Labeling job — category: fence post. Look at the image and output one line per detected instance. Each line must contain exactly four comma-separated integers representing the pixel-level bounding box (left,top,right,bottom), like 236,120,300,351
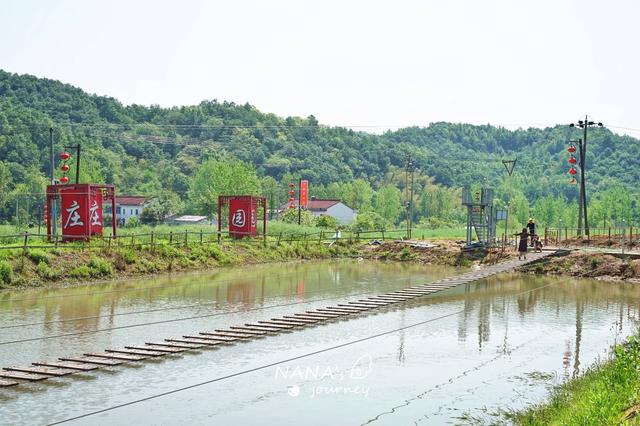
184,230,188,247
169,231,173,245
150,231,155,252
381,230,385,241
108,237,112,252
200,230,203,244
277,232,282,246
544,227,548,246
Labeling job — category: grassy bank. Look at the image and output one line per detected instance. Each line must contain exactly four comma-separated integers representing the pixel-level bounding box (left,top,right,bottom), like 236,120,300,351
0,240,360,290
513,333,640,425
520,251,640,282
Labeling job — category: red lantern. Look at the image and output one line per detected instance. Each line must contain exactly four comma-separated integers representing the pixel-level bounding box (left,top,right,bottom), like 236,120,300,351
59,176,69,184
60,152,71,160
568,167,577,175
567,145,576,153
568,156,577,164
60,164,70,172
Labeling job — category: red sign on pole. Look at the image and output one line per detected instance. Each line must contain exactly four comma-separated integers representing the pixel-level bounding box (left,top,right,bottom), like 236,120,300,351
300,180,309,208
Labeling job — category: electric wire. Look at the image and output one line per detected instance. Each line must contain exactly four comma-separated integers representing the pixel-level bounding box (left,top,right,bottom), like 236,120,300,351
0,275,448,346
46,279,558,425
0,274,424,330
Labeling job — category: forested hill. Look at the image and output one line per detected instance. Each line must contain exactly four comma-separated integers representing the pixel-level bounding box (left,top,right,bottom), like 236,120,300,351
1,69,639,224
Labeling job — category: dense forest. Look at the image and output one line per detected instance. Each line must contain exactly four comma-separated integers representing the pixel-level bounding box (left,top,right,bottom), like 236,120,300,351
1,69,639,229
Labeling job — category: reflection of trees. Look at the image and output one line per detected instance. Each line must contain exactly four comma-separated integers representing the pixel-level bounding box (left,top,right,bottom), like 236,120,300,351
446,274,640,354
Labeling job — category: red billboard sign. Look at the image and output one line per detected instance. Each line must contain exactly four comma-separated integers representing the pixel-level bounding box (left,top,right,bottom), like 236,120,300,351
300,180,309,208
229,196,258,238
59,184,104,241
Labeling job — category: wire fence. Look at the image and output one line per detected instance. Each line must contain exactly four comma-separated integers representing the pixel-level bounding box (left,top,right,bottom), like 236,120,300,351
0,228,414,253
543,226,640,247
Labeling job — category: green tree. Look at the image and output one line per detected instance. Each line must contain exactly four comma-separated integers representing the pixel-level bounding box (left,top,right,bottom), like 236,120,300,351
374,184,402,224
188,157,260,216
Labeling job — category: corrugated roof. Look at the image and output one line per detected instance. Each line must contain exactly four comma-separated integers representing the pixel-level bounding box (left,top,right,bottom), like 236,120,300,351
116,196,146,206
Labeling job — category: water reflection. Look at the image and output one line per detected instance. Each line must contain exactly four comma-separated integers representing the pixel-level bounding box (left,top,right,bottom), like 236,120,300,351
2,263,640,424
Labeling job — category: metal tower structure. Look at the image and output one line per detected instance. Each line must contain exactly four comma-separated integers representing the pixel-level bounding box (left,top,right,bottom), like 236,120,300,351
462,187,497,248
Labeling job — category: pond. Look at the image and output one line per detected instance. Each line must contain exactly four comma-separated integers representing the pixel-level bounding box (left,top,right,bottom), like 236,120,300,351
0,260,638,425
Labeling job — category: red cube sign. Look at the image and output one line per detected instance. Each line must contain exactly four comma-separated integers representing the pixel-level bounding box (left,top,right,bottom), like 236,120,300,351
60,184,104,241
229,196,258,238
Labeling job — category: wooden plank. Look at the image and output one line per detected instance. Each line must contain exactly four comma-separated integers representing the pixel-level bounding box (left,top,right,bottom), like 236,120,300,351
33,361,99,372
306,310,348,317
301,311,342,318
198,332,251,340
381,293,414,299
4,366,76,377
317,308,358,315
327,304,368,311
106,348,166,357
258,320,303,328
340,303,381,309
83,352,148,361
366,297,400,303
197,333,241,342
164,338,216,347
276,316,318,324
216,328,267,336
244,322,292,330
126,345,184,354
208,330,258,338
158,340,204,349
230,326,278,333
0,371,49,381
183,335,228,344
60,356,123,366
288,314,329,321
261,319,308,327
354,300,390,305
0,379,19,387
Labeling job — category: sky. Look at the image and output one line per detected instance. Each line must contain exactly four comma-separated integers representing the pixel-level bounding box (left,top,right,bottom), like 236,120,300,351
2,0,640,134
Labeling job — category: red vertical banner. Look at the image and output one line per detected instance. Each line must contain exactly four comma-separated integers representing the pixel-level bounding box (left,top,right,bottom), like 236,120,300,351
300,180,309,208
89,189,103,235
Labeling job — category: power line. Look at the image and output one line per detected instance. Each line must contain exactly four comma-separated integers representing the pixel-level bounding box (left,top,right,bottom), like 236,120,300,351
47,279,557,425
0,280,434,346
0,275,417,330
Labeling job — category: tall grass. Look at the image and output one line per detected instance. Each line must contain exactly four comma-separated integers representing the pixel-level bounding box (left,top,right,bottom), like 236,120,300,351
512,334,640,425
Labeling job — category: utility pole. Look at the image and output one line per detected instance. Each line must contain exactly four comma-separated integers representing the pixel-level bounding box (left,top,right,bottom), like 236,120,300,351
569,116,603,240
297,178,301,225
49,127,57,239
64,144,81,184
404,155,413,239
502,159,517,248
409,165,416,239
49,127,54,183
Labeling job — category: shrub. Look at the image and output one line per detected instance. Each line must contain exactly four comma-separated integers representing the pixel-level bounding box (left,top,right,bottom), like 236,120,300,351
69,265,92,278
27,249,52,265
316,215,339,229
351,212,388,231
88,256,113,277
0,261,13,285
36,261,60,280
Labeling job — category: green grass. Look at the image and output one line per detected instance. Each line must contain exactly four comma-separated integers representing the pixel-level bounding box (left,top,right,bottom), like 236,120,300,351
0,222,468,250
512,333,640,425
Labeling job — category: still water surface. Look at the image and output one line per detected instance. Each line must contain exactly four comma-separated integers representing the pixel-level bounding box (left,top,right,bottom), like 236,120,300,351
0,260,639,425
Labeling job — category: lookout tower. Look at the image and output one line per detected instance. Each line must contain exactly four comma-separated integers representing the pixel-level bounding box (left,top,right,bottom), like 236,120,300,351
462,187,497,248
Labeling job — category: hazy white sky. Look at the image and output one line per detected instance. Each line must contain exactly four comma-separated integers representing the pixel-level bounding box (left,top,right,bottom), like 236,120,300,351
2,0,639,133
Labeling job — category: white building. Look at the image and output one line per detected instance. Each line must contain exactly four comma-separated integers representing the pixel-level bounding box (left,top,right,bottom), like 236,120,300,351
115,196,146,225
281,198,357,225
